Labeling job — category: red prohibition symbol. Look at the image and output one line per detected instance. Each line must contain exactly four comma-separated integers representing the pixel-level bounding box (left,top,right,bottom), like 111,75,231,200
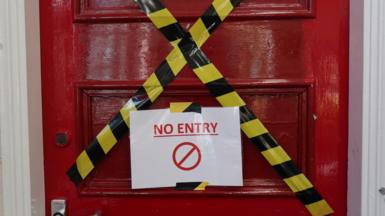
172,142,201,171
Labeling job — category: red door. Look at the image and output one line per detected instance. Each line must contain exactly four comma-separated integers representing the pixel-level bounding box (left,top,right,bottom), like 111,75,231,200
40,0,348,215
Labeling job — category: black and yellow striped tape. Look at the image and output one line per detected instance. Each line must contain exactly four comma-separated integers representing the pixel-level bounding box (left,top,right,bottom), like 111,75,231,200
172,103,206,191
172,102,206,191
138,1,333,215
137,0,241,49
176,182,209,191
66,0,238,185
170,102,202,113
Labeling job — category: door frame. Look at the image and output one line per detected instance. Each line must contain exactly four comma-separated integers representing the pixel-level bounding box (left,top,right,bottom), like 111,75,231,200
0,0,45,215
348,0,385,215
0,0,382,215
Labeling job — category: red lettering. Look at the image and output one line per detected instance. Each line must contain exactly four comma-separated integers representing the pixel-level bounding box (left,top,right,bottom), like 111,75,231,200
177,123,184,134
203,123,210,133
194,123,201,133
185,123,193,134
164,124,173,134
210,122,218,133
154,122,218,137
154,124,163,135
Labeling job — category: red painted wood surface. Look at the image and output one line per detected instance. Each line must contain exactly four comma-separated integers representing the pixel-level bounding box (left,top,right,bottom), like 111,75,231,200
40,0,348,215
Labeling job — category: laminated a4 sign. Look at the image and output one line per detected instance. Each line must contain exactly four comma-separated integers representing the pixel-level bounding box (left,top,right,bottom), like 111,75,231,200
130,107,243,189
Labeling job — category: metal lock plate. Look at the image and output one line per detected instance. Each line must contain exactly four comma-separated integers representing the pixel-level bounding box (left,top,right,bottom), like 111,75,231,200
51,199,66,216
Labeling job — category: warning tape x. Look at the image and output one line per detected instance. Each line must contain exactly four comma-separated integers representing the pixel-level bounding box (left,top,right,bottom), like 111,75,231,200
67,0,333,215
67,0,241,186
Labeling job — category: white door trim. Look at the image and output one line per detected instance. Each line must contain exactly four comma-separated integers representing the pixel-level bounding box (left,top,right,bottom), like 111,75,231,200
348,0,385,215
0,0,45,215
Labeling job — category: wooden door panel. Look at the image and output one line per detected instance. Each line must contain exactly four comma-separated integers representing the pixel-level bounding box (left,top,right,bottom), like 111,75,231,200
41,0,348,215
75,82,312,196
74,0,313,22
75,21,308,81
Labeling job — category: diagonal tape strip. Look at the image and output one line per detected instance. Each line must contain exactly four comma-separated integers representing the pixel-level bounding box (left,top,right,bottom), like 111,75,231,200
177,36,334,216
139,1,333,215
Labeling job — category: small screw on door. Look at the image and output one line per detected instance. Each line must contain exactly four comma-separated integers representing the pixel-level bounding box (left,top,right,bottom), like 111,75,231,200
55,132,69,147
379,187,385,195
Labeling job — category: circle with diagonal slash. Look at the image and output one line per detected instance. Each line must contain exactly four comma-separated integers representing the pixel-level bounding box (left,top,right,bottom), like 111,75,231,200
172,142,201,171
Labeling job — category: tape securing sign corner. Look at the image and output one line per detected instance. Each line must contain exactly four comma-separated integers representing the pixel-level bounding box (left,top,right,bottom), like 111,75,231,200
176,182,209,191
67,0,334,215
170,102,202,113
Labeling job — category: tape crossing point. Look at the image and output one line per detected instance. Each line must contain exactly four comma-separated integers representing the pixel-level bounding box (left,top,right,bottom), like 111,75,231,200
66,0,334,215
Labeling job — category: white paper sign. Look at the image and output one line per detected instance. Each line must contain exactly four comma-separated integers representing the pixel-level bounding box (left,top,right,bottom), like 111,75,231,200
130,107,243,189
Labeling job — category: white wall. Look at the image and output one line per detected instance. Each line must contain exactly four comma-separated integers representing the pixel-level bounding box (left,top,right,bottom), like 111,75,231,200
0,0,45,215
0,1,6,213
25,0,46,214
348,0,363,214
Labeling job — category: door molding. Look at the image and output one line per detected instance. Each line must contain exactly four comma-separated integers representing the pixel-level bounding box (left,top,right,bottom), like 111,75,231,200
0,0,382,215
349,0,385,215
0,0,45,215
